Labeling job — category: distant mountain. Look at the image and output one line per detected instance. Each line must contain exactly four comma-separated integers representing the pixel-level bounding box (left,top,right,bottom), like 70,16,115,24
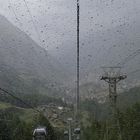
0,15,68,97
81,86,140,120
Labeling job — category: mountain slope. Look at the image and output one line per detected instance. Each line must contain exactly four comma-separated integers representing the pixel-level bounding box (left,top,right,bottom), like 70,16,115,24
0,15,67,96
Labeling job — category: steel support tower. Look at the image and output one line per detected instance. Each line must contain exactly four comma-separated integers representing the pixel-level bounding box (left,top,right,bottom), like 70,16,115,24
101,67,127,140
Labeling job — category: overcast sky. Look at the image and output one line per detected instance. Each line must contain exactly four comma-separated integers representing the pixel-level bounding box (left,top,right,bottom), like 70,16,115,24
0,0,139,53
0,0,140,84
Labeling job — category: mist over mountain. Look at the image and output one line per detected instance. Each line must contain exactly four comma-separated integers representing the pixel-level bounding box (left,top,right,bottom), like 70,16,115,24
63,16,140,100
0,7,140,101
0,0,140,96
0,15,69,96
61,19,140,79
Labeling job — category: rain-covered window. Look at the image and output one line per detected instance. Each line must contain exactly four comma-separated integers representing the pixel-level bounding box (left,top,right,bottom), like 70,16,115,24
0,0,140,139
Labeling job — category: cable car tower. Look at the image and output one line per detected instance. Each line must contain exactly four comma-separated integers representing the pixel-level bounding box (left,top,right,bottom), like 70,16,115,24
101,66,127,140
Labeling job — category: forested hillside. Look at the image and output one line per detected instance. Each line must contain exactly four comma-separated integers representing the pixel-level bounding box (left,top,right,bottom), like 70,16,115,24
81,86,140,120
0,105,57,140
81,86,140,140
82,103,140,140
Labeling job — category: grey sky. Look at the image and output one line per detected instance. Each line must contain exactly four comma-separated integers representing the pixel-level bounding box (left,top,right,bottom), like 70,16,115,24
0,0,139,53
0,0,140,80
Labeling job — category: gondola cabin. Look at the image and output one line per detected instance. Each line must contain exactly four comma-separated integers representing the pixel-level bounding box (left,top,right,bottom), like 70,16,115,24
33,127,47,140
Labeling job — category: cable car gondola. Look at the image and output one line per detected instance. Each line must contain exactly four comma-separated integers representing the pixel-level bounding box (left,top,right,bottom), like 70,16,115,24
33,127,47,140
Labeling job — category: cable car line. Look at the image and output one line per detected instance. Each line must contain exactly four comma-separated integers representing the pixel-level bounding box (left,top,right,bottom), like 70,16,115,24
117,49,140,66
0,87,41,113
8,0,22,26
22,0,44,47
8,0,45,48
127,68,140,75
